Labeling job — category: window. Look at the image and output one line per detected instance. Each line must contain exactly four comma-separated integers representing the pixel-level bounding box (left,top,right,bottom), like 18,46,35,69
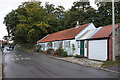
54,42,58,48
64,41,70,48
77,41,80,48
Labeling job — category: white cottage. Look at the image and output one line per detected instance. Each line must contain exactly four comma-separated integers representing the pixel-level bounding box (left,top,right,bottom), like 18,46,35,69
37,23,96,56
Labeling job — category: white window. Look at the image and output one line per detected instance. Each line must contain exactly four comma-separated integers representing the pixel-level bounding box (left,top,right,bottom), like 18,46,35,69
54,42,58,48
64,41,70,48
77,41,80,48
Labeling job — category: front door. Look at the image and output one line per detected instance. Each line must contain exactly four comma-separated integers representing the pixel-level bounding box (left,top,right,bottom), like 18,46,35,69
80,40,84,56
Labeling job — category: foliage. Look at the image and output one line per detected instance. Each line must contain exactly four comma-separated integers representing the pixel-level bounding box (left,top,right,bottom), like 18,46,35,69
60,51,68,57
72,44,76,51
58,41,63,49
64,1,120,28
64,0,95,28
47,42,52,48
44,48,54,54
35,45,42,52
68,55,74,57
54,48,68,57
4,1,66,48
3,0,120,48
1,43,8,48
102,60,120,67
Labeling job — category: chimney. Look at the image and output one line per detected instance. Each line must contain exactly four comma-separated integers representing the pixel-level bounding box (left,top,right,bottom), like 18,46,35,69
75,21,79,28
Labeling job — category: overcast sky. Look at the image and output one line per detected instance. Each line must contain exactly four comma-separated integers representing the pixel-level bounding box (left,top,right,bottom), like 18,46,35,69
0,0,97,40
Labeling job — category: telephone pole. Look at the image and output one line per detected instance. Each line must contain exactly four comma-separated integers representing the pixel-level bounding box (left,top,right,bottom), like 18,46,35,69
112,0,115,61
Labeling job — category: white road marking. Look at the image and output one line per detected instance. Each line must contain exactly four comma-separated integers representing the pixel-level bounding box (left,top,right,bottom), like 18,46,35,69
12,58,14,61
21,58,24,60
16,58,19,60
25,58,30,60
18,55,21,56
15,55,18,57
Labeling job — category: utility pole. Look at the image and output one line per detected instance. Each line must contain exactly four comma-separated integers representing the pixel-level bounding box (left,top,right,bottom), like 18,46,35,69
112,0,115,61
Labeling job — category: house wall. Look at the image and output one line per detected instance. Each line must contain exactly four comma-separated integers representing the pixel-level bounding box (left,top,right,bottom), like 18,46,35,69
84,40,87,57
115,26,120,56
75,23,96,39
108,36,112,60
37,23,96,56
52,39,80,56
38,39,81,56
63,39,80,55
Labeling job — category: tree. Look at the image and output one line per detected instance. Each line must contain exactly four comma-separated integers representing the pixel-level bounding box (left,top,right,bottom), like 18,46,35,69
71,0,90,12
4,10,19,36
93,1,120,27
64,0,95,28
45,2,66,31
45,2,55,15
4,1,54,48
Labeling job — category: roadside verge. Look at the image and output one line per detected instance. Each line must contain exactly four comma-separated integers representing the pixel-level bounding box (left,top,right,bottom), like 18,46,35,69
49,55,120,74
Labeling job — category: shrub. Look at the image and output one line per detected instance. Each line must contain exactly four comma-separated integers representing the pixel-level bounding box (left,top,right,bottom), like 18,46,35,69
60,51,68,57
75,54,84,58
45,48,54,54
68,55,74,57
54,48,68,57
116,56,120,60
35,45,42,52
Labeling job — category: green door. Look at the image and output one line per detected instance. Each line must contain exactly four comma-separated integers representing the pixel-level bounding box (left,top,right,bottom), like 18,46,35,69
80,41,84,56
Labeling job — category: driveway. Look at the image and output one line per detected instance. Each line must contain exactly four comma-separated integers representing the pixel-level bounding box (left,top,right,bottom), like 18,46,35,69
3,49,118,78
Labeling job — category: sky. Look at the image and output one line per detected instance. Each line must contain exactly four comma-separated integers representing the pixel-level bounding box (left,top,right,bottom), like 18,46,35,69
0,0,97,40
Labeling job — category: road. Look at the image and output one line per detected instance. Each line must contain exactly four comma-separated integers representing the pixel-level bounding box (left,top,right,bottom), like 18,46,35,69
3,48,118,78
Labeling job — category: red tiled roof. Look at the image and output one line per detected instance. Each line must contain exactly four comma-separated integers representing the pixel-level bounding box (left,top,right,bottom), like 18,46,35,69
0,40,8,44
90,23,120,39
38,23,89,43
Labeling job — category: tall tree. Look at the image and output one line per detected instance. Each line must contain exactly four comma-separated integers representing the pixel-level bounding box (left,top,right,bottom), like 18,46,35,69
4,1,53,47
94,1,120,27
4,10,19,36
45,2,65,31
64,0,95,28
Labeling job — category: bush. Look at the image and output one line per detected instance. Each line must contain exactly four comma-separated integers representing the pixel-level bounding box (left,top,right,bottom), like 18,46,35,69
60,51,68,57
45,48,54,54
116,56,120,60
74,54,84,58
68,55,74,57
35,45,42,52
54,48,68,57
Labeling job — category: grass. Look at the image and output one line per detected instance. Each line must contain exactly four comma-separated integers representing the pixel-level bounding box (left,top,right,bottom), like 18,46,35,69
102,60,120,67
17,46,35,53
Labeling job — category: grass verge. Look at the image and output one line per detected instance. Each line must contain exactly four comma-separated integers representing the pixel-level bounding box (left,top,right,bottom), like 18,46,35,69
102,60,120,67
17,46,35,53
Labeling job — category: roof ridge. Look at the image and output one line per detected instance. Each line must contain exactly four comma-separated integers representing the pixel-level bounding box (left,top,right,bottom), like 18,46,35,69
48,23,90,35
38,23,90,43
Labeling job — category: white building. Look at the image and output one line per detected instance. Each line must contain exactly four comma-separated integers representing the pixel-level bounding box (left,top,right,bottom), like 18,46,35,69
37,23,96,56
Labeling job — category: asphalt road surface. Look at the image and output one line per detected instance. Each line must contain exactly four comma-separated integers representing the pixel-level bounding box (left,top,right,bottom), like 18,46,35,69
3,48,118,78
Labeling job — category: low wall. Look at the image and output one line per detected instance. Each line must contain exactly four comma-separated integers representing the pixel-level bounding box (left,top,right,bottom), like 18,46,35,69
0,51,2,79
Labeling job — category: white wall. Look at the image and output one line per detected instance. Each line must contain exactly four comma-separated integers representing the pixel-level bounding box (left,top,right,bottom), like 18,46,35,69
75,23,96,39
37,23,96,56
45,39,80,56
88,39,108,61
84,40,87,57
62,39,79,55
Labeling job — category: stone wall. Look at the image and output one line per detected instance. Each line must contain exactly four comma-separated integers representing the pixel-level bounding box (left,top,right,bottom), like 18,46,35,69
115,26,120,56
